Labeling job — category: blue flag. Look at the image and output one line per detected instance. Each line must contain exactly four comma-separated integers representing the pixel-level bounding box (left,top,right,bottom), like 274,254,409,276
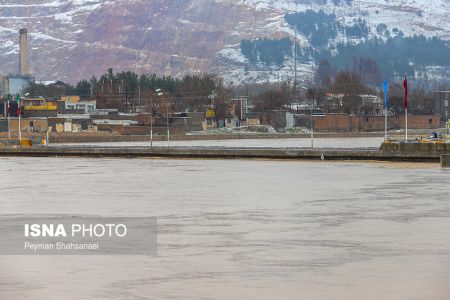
383,78,388,108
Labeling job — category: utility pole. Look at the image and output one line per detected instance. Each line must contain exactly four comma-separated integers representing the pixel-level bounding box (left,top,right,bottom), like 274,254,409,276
154,88,163,148
166,104,170,147
7,94,10,139
110,79,113,110
17,94,21,143
311,98,314,149
138,84,141,112
150,96,153,150
293,1,298,109
294,26,298,99
124,80,128,113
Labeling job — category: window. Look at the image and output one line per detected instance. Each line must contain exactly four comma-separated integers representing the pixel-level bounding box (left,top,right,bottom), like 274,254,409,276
445,100,448,107
429,119,433,124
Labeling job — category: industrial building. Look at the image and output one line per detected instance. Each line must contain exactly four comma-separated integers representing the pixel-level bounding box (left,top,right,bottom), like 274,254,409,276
434,91,450,125
6,74,34,96
0,28,34,97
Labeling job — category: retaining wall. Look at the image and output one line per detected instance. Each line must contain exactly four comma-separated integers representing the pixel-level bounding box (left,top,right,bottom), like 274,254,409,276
441,155,450,168
382,142,450,156
0,145,441,162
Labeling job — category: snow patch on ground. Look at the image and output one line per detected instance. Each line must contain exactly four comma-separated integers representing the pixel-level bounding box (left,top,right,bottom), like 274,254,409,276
213,0,450,85
214,47,315,86
240,0,450,40
217,48,248,64
32,32,77,44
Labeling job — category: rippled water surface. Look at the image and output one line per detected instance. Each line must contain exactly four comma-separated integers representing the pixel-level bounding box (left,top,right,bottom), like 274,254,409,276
0,157,449,300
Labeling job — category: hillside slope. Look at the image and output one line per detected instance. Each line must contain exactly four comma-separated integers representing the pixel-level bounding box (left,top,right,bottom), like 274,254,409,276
0,0,449,84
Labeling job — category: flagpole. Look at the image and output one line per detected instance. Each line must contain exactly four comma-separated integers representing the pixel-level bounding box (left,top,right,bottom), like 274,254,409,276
311,105,314,149
17,94,22,143
385,107,387,141
7,96,10,140
19,109,22,143
7,114,10,139
19,106,22,142
403,75,408,142
405,108,408,142
383,78,388,141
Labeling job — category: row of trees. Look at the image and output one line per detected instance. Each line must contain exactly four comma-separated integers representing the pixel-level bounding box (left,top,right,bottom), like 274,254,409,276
317,58,383,87
24,69,235,123
25,69,225,109
240,32,450,80
23,65,444,118
240,38,293,66
241,9,450,83
251,69,439,116
285,10,369,47
318,35,450,78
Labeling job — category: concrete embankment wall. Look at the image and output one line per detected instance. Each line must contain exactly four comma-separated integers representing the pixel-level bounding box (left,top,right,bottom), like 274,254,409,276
442,155,450,168
0,141,447,162
382,142,450,165
0,145,443,162
0,146,383,160
382,142,450,156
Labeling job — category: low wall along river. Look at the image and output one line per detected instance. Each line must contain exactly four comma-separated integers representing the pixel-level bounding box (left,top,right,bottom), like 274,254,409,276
0,139,449,163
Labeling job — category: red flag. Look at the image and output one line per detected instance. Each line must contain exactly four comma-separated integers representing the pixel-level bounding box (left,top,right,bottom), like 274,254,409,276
403,75,408,110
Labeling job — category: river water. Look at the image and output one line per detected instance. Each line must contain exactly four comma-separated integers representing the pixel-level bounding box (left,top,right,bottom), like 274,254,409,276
1,157,449,300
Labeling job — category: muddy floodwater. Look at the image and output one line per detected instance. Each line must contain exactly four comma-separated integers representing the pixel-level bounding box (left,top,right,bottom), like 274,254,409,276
1,157,450,300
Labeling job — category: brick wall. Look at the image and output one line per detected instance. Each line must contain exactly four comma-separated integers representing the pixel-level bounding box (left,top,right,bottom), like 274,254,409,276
312,114,361,131
8,118,49,132
303,114,440,131
360,115,440,130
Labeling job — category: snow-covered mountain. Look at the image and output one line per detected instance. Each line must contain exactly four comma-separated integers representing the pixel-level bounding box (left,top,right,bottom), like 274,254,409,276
0,0,449,84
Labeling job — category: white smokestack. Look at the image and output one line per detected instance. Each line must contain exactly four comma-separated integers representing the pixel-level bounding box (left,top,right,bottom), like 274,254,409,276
19,28,28,75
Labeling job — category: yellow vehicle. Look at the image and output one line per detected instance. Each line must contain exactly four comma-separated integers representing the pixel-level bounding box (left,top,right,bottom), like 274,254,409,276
447,120,450,139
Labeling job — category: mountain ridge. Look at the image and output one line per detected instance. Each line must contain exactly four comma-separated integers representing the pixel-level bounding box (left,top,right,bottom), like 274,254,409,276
0,0,449,85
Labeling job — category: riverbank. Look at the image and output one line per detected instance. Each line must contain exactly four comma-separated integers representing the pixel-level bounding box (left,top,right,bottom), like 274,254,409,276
0,143,447,162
